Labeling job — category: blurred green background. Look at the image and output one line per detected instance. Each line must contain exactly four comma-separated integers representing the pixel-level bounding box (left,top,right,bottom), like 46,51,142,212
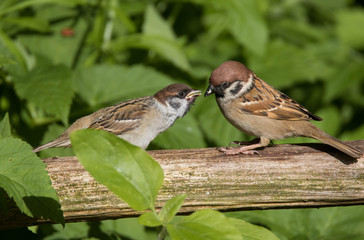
1,0,364,239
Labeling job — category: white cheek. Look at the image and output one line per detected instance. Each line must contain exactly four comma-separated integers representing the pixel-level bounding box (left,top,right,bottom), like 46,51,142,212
240,73,254,94
157,99,188,119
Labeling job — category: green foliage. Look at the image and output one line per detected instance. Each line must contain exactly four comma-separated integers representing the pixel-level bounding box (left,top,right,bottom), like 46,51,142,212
153,114,206,149
0,113,11,138
12,60,74,125
73,64,174,107
1,0,364,239
139,194,186,227
336,8,364,49
220,0,268,56
138,211,163,228
324,58,364,102
227,206,364,240
70,129,164,211
228,217,280,240
70,129,277,239
195,97,247,146
167,209,242,240
141,4,191,71
0,135,63,224
98,218,158,240
158,194,186,225
1,0,363,147
37,218,157,239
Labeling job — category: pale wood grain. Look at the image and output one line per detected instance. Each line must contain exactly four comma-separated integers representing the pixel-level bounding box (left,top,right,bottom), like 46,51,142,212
2,140,364,229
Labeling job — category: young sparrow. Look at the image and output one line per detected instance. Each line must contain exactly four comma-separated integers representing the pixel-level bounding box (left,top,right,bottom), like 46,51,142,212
33,83,201,152
204,61,363,159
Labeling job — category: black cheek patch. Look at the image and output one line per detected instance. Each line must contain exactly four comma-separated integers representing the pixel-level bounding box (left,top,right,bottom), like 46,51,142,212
169,101,181,110
229,82,243,95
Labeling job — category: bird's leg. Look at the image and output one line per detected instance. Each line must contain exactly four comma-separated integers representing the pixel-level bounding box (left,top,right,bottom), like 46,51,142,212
228,138,260,147
218,137,270,155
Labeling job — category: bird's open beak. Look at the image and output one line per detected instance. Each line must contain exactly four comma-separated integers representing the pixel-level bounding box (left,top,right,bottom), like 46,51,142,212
204,84,214,97
186,89,202,102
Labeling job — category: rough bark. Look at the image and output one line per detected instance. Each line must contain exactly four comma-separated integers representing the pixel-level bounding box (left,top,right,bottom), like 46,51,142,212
2,140,364,229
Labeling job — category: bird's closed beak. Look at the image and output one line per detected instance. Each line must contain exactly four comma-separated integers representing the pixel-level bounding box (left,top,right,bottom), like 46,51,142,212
186,89,202,101
204,84,214,97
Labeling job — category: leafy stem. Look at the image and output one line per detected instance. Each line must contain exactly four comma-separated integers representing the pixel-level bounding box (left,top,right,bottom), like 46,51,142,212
158,226,167,240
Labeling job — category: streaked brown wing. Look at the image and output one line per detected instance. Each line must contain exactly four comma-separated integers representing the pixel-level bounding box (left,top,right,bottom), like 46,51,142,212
89,97,154,135
239,76,322,121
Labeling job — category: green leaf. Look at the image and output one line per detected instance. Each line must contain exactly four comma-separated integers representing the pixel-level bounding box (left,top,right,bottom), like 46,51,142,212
167,209,242,240
114,5,137,33
139,4,191,71
0,29,27,69
227,206,364,240
274,136,318,145
70,129,164,211
0,53,17,68
324,59,364,102
0,113,11,138
0,0,83,17
42,218,159,240
273,19,325,45
100,218,158,240
0,137,64,224
143,5,176,41
312,106,341,136
73,64,174,107
249,40,326,89
139,211,162,227
18,12,86,67
4,17,50,32
110,34,191,72
228,217,280,240
159,194,186,225
196,97,246,146
308,0,349,14
342,124,364,141
98,218,157,240
138,194,186,227
222,0,268,56
13,62,74,124
39,221,90,240
153,114,206,149
336,9,364,49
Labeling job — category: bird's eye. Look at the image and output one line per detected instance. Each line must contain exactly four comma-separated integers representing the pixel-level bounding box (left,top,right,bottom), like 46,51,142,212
178,91,186,98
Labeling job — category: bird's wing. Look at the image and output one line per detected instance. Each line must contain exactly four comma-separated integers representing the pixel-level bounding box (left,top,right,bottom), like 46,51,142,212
238,76,322,121
89,97,154,135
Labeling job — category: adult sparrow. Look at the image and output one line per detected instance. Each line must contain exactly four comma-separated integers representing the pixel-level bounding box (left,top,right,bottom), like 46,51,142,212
33,83,201,152
204,60,363,159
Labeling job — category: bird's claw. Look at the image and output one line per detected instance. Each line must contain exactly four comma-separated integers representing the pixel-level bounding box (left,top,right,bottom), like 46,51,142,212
217,147,259,156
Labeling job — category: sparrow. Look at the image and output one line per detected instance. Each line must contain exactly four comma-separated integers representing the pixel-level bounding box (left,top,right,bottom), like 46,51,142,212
33,83,201,152
204,60,363,159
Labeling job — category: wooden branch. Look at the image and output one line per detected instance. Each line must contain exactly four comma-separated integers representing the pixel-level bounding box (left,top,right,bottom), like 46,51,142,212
2,140,364,229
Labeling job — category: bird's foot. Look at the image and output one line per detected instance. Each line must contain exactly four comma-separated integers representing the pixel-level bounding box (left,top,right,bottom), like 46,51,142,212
217,146,259,155
218,138,268,156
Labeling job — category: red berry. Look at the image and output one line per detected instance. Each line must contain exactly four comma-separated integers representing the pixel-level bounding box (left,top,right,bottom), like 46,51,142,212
61,28,74,37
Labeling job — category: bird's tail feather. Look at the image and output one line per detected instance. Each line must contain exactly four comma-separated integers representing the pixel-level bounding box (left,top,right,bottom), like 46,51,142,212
309,126,363,159
32,138,70,153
